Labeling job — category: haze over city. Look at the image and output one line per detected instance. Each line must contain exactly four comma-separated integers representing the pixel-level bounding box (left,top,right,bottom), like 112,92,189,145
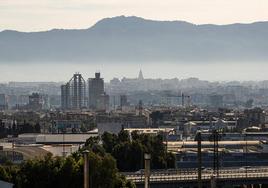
2,1,268,188
0,62,268,82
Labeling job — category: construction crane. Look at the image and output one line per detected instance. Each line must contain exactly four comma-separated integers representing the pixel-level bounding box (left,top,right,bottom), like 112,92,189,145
162,92,191,106
178,93,191,106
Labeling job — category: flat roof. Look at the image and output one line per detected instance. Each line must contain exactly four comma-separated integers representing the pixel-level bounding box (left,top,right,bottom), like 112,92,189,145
167,140,260,146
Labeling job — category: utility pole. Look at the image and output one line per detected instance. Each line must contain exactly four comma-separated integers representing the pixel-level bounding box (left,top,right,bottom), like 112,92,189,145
197,131,202,188
213,129,219,177
144,153,151,188
245,133,248,178
62,125,66,157
83,150,90,188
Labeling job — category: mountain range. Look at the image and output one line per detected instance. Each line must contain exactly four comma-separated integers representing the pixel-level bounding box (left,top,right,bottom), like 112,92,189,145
1,16,268,62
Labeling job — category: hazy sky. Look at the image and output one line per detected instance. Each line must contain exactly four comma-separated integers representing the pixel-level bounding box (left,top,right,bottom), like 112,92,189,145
1,0,268,31
0,62,268,82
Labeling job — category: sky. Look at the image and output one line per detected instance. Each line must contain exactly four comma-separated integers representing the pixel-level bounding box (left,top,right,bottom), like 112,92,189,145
1,0,268,31
1,62,268,82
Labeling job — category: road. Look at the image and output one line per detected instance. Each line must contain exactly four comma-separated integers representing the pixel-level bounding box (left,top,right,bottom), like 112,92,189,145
124,166,268,183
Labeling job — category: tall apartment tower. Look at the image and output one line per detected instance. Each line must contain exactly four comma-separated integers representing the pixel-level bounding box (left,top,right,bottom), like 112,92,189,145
61,73,86,110
70,73,86,109
88,72,105,109
61,83,70,109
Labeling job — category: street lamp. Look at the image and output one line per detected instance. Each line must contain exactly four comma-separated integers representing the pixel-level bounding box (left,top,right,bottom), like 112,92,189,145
83,150,90,188
197,131,202,188
245,133,248,178
144,153,151,188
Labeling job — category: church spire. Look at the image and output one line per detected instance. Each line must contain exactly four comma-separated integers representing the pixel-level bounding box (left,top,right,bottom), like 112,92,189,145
138,69,144,80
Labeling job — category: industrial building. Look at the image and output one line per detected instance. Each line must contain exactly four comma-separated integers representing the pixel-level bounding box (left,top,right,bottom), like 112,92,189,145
17,133,97,144
167,140,268,169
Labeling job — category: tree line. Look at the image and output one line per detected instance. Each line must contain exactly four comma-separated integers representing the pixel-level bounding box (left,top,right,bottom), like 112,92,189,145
0,151,135,188
0,130,175,187
86,130,175,172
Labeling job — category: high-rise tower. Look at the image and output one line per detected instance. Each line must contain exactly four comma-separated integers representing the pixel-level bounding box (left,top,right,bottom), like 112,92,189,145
88,72,105,109
61,73,86,110
61,83,70,109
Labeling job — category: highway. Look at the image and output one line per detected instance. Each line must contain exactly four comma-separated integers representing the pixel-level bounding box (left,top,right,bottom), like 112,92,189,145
124,167,268,183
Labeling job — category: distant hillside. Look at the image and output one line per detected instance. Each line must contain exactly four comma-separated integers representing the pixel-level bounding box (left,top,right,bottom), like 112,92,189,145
0,16,268,62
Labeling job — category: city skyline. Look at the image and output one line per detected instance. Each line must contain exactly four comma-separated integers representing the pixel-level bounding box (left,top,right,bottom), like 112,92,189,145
0,62,268,82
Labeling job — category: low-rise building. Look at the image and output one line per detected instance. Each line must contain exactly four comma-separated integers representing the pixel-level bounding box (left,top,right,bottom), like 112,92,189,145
97,113,148,135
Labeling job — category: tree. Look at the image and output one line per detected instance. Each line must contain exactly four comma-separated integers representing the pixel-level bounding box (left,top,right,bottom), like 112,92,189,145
118,130,130,143
0,151,135,188
102,131,175,171
35,122,41,133
0,166,10,182
102,132,118,153
80,124,87,133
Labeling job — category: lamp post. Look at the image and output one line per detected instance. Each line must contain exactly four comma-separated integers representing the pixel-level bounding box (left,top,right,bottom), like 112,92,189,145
83,150,90,188
144,153,151,188
245,133,248,178
197,131,202,188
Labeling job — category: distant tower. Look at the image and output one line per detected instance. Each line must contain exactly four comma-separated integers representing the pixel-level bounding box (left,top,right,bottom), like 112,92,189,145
61,84,70,109
120,95,128,108
61,73,86,110
88,72,105,109
138,69,144,80
70,73,86,109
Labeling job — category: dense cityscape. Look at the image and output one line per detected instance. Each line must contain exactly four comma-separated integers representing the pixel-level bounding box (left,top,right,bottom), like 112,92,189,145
0,71,268,187
1,0,267,187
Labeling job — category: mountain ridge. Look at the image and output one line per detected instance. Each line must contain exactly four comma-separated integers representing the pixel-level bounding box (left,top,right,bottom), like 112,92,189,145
1,16,268,62
2,16,268,34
